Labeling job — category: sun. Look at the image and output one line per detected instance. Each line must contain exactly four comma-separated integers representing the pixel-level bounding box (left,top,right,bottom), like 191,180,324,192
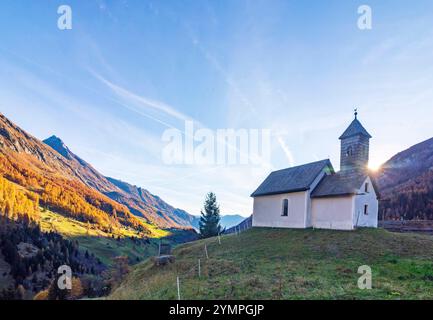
368,162,382,172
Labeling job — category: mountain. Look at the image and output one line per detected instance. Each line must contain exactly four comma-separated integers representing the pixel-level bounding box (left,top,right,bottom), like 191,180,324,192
109,228,433,299
187,214,245,231
219,214,245,229
105,177,199,228
43,136,198,229
0,111,166,296
42,136,115,193
376,137,433,220
0,112,201,298
0,113,146,231
224,215,252,234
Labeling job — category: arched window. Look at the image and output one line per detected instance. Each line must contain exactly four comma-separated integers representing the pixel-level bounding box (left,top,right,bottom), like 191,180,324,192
282,199,289,217
346,146,353,157
364,182,369,193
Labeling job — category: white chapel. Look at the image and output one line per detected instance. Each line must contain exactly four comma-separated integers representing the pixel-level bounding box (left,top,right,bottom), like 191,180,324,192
251,112,379,230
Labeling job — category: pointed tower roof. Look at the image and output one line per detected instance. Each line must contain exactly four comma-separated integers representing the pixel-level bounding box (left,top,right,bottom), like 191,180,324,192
339,110,372,140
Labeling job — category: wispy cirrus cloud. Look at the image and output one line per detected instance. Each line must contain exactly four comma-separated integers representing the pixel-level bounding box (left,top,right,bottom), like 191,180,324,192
90,69,274,170
91,70,195,125
276,136,295,167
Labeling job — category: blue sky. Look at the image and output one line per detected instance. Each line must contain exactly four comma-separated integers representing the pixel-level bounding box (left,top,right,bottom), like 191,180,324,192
1,0,433,216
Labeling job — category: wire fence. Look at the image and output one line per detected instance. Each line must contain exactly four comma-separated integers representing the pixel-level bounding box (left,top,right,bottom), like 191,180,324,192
172,232,234,300
152,226,254,300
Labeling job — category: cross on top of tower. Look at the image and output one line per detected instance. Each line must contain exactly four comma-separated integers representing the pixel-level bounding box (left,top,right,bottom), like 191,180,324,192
354,108,358,119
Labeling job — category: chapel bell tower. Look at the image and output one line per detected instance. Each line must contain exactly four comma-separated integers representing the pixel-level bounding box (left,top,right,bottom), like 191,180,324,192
339,109,372,173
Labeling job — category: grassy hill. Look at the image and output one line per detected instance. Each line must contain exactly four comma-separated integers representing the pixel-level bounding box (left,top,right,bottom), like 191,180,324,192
39,209,170,266
109,228,433,300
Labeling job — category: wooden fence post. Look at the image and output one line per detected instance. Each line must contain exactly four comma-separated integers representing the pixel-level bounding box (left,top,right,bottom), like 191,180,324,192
204,244,209,259
198,259,201,277
177,276,181,300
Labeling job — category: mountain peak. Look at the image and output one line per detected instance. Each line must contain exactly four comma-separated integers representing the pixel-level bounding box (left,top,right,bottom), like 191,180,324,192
44,135,64,144
43,135,71,159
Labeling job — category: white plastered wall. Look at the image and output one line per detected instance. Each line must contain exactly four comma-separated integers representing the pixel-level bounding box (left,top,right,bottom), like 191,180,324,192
311,196,355,230
353,176,379,228
305,170,329,227
252,191,308,228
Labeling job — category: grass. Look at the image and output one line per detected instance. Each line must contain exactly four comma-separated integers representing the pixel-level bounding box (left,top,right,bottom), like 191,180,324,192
109,228,433,300
39,209,170,266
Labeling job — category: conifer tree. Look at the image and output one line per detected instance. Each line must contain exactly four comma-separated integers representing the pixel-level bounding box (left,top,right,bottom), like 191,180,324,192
199,192,222,238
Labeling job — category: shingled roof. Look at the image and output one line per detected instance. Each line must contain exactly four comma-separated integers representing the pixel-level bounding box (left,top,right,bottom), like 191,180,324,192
251,159,334,197
310,172,368,198
339,118,372,140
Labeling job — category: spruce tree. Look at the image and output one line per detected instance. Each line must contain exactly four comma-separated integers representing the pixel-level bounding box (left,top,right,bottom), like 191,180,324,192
199,192,222,238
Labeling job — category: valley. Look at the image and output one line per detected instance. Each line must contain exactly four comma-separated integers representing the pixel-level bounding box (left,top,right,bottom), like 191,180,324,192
1,109,433,300
39,209,169,266
0,113,198,299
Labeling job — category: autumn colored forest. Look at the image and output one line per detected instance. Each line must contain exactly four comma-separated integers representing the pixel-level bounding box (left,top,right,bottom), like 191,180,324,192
0,153,149,234
0,112,201,300
0,152,152,299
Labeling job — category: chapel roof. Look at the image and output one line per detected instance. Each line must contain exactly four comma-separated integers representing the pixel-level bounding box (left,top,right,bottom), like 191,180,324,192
310,171,369,198
251,159,334,197
339,117,372,140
